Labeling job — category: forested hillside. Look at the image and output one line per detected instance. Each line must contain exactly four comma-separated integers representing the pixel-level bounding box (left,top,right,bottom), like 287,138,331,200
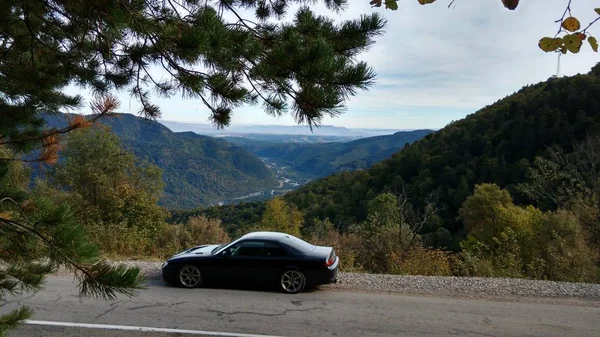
225,129,433,176
284,64,600,249
169,201,267,237
43,113,278,209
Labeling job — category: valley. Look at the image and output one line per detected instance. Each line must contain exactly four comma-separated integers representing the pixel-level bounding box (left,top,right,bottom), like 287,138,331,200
37,113,429,210
217,157,313,205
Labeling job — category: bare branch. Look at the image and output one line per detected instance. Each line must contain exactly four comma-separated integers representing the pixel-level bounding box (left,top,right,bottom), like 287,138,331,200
394,184,444,250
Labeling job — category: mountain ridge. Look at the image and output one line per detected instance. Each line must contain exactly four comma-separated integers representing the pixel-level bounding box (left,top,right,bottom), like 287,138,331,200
159,120,413,138
42,113,279,209
224,129,434,177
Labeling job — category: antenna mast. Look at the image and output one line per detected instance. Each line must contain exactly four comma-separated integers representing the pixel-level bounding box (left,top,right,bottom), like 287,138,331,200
555,52,561,77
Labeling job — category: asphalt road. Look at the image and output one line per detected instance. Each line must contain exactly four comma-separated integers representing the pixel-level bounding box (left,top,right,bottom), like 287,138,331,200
3,275,599,337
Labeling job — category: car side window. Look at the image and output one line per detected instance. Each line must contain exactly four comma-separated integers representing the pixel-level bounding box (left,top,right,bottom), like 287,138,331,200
280,242,302,256
226,241,264,257
263,242,288,257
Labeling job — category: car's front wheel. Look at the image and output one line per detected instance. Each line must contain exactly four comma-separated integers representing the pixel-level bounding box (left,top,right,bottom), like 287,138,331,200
179,265,203,288
279,269,306,294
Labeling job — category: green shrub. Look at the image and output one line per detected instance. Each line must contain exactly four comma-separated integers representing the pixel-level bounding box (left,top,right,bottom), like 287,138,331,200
87,216,230,259
390,245,454,276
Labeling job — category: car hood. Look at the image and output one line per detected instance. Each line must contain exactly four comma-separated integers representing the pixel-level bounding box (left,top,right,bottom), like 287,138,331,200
167,244,222,260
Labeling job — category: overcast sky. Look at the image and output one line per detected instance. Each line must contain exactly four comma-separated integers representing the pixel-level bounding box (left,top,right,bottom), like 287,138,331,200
65,0,600,129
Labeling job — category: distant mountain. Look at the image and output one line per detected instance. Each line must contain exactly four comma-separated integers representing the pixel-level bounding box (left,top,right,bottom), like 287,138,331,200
224,130,434,177
218,133,362,143
43,113,278,209
159,120,408,138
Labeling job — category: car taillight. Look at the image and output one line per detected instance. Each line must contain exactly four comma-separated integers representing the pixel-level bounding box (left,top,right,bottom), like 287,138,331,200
324,249,336,267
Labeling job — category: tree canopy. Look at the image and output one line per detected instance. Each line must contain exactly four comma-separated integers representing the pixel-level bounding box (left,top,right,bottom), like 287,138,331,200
1,0,386,139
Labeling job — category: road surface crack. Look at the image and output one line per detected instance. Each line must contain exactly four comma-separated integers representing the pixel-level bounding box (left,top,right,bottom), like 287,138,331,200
128,303,165,311
168,301,186,307
33,305,50,312
448,329,496,337
207,307,328,317
95,302,120,320
16,294,35,306
53,293,62,303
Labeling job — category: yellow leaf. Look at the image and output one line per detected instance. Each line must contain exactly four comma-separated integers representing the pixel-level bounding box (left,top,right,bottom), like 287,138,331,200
386,0,398,10
563,34,583,53
589,36,598,52
418,0,436,4
595,8,600,16
562,17,581,32
538,37,563,52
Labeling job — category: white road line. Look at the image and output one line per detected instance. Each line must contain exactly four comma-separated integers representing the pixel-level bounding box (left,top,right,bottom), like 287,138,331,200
23,320,286,337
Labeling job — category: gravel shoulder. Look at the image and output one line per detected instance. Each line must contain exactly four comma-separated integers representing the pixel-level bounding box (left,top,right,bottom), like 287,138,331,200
55,259,600,305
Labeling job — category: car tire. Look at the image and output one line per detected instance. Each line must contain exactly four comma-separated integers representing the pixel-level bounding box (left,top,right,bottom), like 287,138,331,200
279,269,306,294
178,265,203,288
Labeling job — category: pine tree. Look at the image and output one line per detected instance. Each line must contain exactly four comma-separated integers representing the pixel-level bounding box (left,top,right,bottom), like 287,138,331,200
0,99,144,336
1,0,385,131
0,1,385,333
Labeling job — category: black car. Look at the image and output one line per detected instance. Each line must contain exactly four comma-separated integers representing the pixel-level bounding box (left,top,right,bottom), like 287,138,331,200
161,231,339,294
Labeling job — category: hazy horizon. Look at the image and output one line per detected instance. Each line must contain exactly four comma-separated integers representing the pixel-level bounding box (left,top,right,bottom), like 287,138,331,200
158,119,435,137
158,118,432,131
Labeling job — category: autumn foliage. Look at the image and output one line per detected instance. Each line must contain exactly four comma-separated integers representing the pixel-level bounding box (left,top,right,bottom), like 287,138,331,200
375,0,600,54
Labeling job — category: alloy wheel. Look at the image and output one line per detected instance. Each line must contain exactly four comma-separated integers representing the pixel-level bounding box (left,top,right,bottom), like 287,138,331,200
179,265,202,288
280,270,305,294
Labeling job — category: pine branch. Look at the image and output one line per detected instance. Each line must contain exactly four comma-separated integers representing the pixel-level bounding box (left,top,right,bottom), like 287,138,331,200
0,307,32,337
222,2,260,34
78,261,146,300
0,216,145,300
0,95,118,157
0,263,53,297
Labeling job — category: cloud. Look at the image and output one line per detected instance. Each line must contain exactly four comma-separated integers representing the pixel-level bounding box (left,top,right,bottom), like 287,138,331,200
330,0,600,128
64,0,600,129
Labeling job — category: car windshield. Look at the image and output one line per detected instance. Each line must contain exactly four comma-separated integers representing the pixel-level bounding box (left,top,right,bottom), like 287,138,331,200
210,244,225,255
210,235,242,255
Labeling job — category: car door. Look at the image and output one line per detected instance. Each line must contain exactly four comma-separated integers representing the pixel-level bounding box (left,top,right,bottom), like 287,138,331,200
255,241,291,283
220,240,264,282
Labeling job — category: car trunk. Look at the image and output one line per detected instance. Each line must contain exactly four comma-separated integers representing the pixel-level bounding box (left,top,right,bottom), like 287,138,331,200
308,245,336,265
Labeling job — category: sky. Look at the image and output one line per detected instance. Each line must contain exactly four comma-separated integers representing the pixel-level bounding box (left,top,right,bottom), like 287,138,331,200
64,0,600,130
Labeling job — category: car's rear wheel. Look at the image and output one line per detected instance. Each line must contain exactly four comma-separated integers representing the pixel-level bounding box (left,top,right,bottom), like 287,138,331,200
179,265,203,288
279,269,306,294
